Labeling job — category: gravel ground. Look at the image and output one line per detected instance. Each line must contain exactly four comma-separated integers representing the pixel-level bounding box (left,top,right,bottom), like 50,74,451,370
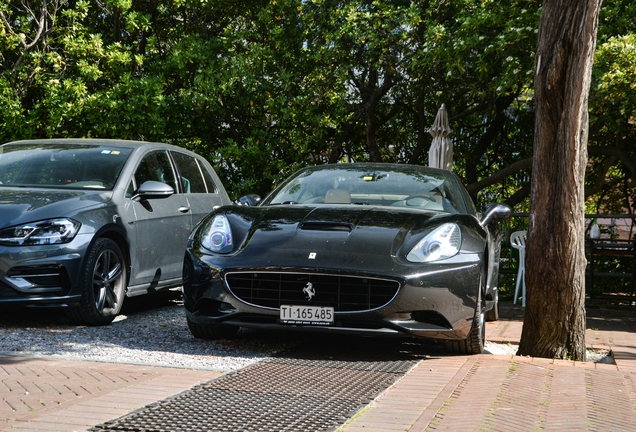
0,293,301,372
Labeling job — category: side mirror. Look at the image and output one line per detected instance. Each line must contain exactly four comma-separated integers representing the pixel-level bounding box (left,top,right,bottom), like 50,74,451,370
480,203,511,227
236,194,261,206
133,180,174,201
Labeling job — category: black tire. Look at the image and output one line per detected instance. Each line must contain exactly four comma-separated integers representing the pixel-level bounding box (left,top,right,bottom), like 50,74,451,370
67,238,126,326
187,317,239,339
485,287,499,322
446,276,485,355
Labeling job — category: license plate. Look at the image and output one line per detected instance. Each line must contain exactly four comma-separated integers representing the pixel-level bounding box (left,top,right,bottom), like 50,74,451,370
279,305,334,325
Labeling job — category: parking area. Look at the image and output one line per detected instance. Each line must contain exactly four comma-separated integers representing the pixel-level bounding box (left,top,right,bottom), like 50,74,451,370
2,301,636,431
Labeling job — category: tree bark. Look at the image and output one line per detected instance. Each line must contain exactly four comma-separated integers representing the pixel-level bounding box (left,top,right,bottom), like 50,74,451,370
517,0,602,360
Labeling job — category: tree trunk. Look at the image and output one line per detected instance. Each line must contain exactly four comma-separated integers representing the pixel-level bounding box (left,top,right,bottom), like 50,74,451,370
365,107,382,162
517,0,602,361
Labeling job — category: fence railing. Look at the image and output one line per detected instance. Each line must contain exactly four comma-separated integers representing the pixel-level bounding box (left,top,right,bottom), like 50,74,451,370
500,213,636,242
498,213,636,299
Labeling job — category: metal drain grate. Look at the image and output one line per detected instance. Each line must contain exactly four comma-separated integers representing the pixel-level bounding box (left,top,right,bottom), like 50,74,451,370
90,337,436,432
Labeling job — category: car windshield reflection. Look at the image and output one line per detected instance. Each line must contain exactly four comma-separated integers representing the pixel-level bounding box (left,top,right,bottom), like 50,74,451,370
264,165,466,213
0,144,133,190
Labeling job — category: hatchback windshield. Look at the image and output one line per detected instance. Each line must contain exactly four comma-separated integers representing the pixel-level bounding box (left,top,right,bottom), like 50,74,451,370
0,144,133,190
264,165,468,214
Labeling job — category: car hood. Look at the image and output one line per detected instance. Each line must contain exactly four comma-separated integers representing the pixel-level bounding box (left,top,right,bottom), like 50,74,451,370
206,205,484,271
0,188,112,229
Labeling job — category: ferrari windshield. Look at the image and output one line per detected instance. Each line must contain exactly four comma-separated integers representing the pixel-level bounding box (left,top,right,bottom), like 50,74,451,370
0,143,133,190
264,164,469,214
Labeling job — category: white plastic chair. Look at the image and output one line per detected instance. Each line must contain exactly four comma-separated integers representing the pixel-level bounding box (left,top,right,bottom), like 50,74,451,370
510,231,527,307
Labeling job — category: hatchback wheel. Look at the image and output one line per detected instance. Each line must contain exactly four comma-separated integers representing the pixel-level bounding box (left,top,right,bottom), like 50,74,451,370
68,238,126,326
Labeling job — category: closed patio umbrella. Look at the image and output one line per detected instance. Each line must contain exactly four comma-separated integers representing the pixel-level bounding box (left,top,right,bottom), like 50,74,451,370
428,104,453,170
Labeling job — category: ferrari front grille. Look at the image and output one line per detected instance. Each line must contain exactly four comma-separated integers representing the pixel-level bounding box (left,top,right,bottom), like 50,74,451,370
225,272,400,312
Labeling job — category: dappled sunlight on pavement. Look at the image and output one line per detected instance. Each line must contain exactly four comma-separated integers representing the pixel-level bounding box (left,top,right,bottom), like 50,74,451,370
343,301,636,431
4,301,636,431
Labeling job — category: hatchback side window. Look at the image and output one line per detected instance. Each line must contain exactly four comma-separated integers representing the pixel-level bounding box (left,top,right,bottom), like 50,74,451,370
170,152,207,193
198,160,219,193
132,150,178,192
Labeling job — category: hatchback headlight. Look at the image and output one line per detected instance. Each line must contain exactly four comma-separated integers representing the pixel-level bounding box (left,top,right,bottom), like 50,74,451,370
201,214,233,253
407,223,461,263
0,218,81,246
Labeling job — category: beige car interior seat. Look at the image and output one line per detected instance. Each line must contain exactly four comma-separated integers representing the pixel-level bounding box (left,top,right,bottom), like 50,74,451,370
325,188,351,204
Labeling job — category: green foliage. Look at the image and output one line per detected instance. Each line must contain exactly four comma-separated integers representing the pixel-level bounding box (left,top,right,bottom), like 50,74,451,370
587,30,636,215
0,0,633,206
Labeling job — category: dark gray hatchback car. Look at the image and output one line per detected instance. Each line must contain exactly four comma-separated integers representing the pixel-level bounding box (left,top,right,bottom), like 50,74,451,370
0,139,232,325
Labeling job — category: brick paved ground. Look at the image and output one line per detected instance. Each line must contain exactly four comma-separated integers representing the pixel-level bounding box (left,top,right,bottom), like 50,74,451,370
2,301,636,431
0,358,221,431
342,302,636,431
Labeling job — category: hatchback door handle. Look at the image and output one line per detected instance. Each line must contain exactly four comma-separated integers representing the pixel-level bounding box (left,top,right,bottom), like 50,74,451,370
178,206,190,213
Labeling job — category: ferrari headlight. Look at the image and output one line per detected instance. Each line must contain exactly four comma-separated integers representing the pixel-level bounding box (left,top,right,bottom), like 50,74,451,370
0,218,81,246
407,223,461,263
201,214,233,253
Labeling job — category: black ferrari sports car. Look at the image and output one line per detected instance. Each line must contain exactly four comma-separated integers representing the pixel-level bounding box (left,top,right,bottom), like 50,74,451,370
183,163,511,354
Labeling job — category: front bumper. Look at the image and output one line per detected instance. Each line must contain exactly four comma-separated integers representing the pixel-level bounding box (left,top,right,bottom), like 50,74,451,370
0,234,93,307
184,250,483,341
